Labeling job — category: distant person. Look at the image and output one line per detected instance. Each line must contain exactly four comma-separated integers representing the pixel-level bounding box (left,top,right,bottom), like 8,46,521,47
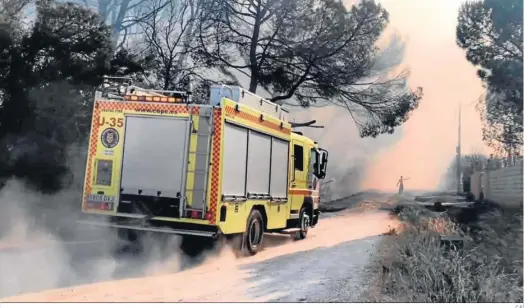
397,176,410,195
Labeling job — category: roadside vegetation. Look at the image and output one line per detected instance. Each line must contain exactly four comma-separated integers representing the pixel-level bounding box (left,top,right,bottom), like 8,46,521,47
367,202,523,303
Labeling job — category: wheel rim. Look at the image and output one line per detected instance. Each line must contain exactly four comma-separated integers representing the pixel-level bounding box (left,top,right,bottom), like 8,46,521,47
301,213,310,233
248,218,262,248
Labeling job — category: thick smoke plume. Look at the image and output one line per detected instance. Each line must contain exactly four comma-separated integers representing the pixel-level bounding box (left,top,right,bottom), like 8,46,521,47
294,0,488,196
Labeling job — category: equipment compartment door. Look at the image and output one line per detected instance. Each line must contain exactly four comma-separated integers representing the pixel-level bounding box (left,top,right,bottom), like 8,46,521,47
120,115,190,199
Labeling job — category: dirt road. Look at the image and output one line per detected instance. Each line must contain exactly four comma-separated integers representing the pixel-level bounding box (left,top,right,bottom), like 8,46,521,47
1,196,400,302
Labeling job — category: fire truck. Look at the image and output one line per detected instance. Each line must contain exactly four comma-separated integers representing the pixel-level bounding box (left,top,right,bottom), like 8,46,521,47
78,76,329,256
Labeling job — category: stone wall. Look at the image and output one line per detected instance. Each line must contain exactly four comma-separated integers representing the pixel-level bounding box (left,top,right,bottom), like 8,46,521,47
471,160,523,209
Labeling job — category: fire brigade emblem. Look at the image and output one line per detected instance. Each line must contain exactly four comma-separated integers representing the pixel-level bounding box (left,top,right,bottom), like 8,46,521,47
101,128,119,148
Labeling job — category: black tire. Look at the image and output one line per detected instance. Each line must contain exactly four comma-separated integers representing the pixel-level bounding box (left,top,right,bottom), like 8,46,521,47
244,209,265,256
179,235,216,258
115,228,143,255
294,207,310,241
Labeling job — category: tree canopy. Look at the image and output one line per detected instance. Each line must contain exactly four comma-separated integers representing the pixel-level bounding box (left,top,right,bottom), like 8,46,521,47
197,0,422,137
0,0,422,192
457,0,523,154
0,0,141,191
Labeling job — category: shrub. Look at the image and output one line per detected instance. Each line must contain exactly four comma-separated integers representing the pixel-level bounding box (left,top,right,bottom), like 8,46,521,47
369,204,523,303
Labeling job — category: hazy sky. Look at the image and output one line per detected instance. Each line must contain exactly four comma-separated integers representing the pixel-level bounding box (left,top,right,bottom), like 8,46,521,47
361,0,487,191
293,0,487,193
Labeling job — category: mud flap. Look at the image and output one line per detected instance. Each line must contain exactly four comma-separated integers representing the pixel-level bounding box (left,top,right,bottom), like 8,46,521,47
311,209,320,227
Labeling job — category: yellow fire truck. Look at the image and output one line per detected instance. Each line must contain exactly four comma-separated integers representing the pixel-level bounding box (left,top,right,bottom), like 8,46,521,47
78,76,329,256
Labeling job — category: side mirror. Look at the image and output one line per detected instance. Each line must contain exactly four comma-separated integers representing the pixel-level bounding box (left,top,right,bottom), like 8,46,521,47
313,151,322,178
315,149,328,179
319,149,328,179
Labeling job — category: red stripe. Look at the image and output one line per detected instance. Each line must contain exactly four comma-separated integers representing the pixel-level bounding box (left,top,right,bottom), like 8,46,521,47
289,189,313,196
209,109,222,224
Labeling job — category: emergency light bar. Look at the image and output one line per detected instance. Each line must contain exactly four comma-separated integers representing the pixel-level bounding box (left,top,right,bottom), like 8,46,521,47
123,95,184,103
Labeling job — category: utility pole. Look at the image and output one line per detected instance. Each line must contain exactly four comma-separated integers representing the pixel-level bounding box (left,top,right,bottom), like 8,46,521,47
456,103,462,194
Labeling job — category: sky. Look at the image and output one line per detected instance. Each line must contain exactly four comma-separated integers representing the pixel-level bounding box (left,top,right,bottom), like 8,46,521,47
362,0,487,191
293,0,487,193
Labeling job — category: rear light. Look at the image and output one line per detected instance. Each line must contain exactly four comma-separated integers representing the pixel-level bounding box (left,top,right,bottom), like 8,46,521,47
186,210,212,220
86,202,112,211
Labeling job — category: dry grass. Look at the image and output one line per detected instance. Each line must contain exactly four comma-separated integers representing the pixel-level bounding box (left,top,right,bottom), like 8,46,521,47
382,227,399,236
366,204,523,303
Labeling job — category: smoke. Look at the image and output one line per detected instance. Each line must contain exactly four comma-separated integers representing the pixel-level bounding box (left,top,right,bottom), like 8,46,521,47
287,0,489,196
0,144,226,299
288,105,399,200
0,175,215,298
0,198,70,296
285,27,409,200
0,177,104,297
360,0,488,192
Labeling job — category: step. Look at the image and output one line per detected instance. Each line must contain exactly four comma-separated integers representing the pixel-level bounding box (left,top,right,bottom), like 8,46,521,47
280,228,301,234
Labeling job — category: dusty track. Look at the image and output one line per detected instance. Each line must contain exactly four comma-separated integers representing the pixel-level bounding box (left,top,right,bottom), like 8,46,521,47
1,195,400,302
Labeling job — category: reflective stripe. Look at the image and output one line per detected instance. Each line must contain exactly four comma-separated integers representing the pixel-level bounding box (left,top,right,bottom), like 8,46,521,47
123,95,183,103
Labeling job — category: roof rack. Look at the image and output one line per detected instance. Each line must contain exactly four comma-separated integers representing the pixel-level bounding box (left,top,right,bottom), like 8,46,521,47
96,76,191,102
209,85,289,122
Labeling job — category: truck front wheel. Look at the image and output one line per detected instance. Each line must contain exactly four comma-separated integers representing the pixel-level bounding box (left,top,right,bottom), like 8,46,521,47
294,207,310,240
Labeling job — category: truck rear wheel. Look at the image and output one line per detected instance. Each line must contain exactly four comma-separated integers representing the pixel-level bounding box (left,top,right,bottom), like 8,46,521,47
116,228,143,255
246,209,264,255
294,207,310,240
179,235,215,258
234,209,265,256
226,209,265,257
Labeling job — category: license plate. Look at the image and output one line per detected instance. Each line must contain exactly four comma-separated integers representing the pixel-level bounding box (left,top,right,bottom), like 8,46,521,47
86,194,115,202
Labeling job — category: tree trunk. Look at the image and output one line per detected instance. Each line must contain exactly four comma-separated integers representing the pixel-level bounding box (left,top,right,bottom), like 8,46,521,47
248,8,262,93
110,0,131,49
176,0,198,72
